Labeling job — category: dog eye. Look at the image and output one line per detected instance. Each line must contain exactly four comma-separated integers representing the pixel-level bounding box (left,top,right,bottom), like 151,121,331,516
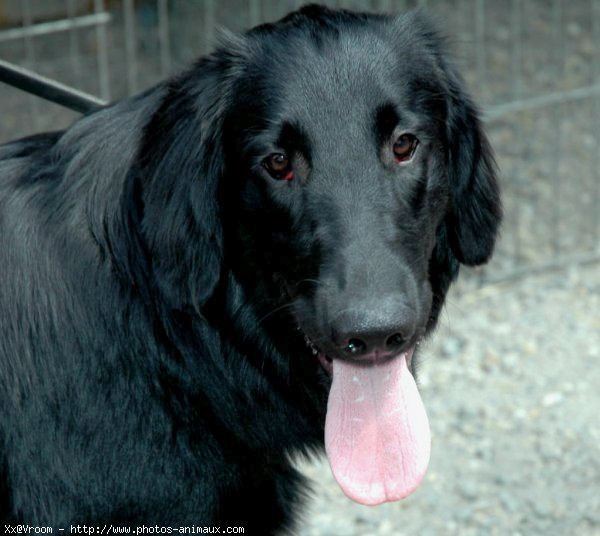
263,153,294,181
393,134,419,163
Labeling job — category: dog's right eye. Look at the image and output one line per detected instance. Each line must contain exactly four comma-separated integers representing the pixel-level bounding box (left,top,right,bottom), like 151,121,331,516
263,153,294,181
393,133,419,163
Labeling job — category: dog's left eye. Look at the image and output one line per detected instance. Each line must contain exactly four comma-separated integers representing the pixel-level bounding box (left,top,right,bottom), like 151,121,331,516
393,134,419,163
263,153,294,181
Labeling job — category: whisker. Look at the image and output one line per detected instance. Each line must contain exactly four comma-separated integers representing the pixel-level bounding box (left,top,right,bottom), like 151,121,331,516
293,278,321,290
257,302,296,325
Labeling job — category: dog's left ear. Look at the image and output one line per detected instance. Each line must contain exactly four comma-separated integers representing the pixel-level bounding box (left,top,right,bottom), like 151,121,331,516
400,10,502,266
443,79,502,266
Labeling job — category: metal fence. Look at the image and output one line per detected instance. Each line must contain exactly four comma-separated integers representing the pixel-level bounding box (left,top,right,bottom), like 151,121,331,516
0,0,598,282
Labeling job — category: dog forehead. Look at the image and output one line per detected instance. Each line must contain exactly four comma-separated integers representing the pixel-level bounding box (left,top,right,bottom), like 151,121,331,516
257,27,436,133
285,33,394,101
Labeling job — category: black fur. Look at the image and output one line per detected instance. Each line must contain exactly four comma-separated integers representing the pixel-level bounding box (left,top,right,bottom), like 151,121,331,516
0,5,501,532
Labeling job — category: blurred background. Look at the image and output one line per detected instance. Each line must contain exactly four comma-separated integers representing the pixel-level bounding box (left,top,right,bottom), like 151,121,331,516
0,1,598,534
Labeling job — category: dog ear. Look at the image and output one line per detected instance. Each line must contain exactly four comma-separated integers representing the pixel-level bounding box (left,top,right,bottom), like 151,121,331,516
138,70,230,314
400,10,502,266
112,55,243,316
443,82,502,266
393,9,502,266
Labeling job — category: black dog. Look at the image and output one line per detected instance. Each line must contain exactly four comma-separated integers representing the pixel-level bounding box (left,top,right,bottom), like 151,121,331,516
0,5,501,533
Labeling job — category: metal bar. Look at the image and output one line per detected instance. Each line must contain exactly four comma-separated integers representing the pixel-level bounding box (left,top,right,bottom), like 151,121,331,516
475,0,486,90
21,0,41,131
21,0,35,72
124,0,138,95
67,0,83,90
158,0,171,77
0,13,111,43
0,59,107,114
249,0,261,27
94,0,111,101
203,0,215,55
593,0,600,247
480,252,600,286
483,83,600,122
378,0,393,11
510,0,524,264
551,0,563,257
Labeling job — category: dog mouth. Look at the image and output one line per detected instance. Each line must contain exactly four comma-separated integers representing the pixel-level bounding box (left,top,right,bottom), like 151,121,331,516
302,332,334,375
300,329,430,507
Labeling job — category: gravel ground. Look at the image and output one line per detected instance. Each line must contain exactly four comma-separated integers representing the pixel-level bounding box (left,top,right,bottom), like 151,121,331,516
295,263,600,535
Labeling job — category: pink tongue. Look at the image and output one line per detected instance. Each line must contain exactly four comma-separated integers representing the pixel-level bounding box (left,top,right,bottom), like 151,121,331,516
324,351,431,505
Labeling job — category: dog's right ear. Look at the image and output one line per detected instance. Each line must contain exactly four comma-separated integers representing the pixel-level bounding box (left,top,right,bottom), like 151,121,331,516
114,40,248,315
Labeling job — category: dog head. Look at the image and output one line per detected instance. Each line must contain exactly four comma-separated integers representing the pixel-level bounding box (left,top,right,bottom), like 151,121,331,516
218,6,501,365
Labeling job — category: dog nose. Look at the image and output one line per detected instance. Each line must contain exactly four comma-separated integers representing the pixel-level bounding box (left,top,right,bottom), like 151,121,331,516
339,327,412,357
331,295,417,358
